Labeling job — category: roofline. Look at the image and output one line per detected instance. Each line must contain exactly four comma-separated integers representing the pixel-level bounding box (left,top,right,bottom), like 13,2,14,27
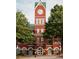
35,2,46,10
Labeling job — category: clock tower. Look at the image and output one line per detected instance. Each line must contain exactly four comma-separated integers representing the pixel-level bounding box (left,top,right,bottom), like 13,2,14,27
34,0,46,46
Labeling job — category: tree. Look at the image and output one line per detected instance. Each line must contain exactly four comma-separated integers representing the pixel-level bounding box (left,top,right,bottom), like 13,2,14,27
16,11,34,44
43,4,63,44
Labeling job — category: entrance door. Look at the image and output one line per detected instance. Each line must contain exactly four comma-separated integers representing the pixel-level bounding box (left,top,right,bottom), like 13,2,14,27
48,49,52,55
53,47,59,54
37,47,43,55
22,47,27,55
28,47,33,56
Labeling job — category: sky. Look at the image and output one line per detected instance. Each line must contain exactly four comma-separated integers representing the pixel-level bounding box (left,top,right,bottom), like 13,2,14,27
16,0,63,24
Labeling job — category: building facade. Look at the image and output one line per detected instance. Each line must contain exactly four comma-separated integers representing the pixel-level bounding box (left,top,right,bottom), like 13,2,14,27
16,0,61,56
34,0,46,55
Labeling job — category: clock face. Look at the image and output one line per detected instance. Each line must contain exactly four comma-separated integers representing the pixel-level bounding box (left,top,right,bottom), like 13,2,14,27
37,9,43,15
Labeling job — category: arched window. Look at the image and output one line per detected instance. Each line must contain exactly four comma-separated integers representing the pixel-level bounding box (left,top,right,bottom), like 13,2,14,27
41,19,44,24
36,18,38,24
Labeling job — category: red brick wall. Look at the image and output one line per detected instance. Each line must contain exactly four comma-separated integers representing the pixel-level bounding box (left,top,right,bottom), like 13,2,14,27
35,5,46,16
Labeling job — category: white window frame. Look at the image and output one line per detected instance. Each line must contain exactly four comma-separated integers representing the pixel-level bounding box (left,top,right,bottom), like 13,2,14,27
36,19,38,24
37,29,39,33
41,19,44,24
36,18,45,25
39,19,41,24
41,29,44,33
41,37,44,41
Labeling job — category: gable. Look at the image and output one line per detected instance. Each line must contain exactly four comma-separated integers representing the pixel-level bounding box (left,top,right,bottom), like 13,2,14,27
35,2,46,8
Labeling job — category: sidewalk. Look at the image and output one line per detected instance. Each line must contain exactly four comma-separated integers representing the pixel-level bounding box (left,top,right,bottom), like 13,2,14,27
16,55,63,59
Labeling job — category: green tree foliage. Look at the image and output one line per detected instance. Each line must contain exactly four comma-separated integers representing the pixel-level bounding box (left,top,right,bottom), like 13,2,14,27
43,4,63,38
29,24,34,31
16,11,34,44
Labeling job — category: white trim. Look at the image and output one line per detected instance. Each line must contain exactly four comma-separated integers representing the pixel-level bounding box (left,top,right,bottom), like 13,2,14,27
47,47,53,55
53,47,59,51
41,37,44,41
22,47,27,50
37,29,40,33
41,29,44,33
28,47,33,55
37,47,43,49
35,2,46,10
28,47,33,50
36,18,38,24
35,16,45,18
47,47,53,50
36,47,44,55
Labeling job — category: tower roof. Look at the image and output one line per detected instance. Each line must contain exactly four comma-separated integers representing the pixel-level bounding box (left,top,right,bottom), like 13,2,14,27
35,1,46,8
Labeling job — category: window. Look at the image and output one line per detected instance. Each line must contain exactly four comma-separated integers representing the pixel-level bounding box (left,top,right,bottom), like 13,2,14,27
36,18,45,24
41,37,44,41
37,38,39,41
36,19,38,24
41,29,44,33
37,37,40,43
37,29,39,33
41,19,44,24
39,19,41,24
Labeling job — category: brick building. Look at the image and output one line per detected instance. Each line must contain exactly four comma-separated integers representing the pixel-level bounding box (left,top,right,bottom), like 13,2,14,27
16,0,61,56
